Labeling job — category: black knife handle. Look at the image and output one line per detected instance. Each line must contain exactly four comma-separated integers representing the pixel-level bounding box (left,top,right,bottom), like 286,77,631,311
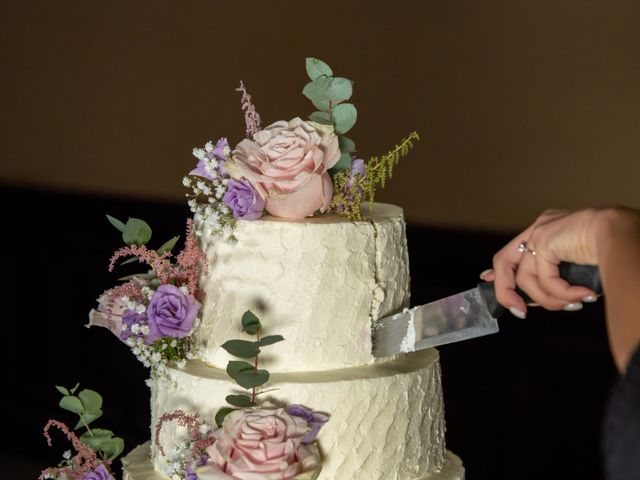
478,262,602,318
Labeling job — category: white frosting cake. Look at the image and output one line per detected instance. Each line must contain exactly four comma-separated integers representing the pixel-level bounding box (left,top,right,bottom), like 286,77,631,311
122,203,464,480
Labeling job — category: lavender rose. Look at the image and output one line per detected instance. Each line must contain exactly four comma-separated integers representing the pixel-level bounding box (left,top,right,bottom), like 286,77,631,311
119,310,147,342
147,284,200,341
81,464,115,480
286,404,329,444
222,178,265,220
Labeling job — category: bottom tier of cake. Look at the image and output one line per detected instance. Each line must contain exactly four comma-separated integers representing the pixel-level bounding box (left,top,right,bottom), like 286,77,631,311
140,348,462,480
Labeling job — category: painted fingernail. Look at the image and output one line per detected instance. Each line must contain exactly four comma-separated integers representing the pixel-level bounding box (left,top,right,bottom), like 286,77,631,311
582,295,597,303
479,269,493,280
509,307,526,319
564,302,583,312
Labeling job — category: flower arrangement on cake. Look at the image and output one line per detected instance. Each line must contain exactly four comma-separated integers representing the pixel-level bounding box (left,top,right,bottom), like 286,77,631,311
39,385,123,480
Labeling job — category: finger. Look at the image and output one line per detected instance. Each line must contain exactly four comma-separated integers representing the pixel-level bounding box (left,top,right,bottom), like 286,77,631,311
479,269,495,281
515,264,567,311
535,258,597,303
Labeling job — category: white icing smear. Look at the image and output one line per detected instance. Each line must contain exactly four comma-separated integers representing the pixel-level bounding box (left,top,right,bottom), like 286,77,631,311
399,307,417,353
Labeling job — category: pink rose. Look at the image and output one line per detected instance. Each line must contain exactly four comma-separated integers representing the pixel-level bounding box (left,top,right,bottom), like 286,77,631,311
195,408,322,480
228,118,340,219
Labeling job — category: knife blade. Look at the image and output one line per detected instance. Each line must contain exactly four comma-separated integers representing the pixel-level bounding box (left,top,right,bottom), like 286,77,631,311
371,262,602,358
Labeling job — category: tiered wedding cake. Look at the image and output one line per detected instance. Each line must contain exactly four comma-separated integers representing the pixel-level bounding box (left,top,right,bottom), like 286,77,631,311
122,204,465,480
42,58,467,480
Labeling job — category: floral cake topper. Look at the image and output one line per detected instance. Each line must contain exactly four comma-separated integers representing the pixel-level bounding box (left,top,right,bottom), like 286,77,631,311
185,57,419,237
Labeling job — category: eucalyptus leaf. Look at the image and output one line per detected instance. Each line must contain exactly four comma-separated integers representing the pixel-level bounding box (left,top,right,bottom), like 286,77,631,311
157,236,180,255
106,214,125,233
79,428,113,450
327,77,353,103
221,340,259,358
226,394,255,407
235,369,269,389
215,407,236,427
339,135,356,153
59,396,84,415
149,278,161,289
241,311,261,335
330,152,353,173
305,57,333,81
101,437,125,460
70,382,80,395
226,360,254,379
74,410,103,430
259,335,285,347
78,389,103,414
332,103,357,134
302,77,332,111
309,111,333,125
55,386,70,396
122,218,152,246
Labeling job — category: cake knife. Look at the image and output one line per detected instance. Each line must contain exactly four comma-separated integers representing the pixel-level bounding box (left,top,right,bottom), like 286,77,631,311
371,262,602,358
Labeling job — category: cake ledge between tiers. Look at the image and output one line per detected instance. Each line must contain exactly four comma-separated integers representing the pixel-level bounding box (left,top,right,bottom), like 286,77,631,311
122,441,465,480
172,347,439,383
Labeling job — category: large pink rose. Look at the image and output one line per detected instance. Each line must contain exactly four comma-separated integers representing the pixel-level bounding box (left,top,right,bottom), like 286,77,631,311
195,408,322,480
227,118,340,219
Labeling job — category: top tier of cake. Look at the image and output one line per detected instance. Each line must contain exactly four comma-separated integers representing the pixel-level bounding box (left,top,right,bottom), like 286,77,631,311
193,203,410,372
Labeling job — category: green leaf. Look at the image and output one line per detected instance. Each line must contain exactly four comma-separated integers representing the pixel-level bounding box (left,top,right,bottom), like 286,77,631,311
333,103,357,134
241,311,261,335
106,214,125,232
303,77,332,111
157,236,180,255
226,394,255,407
235,369,269,389
59,396,84,414
101,436,125,460
79,428,113,450
149,278,161,289
55,386,69,396
120,256,140,266
339,135,356,153
78,389,102,414
258,335,285,347
226,360,255,380
122,218,152,246
306,57,333,81
327,77,353,103
309,111,333,125
215,407,236,427
221,340,259,358
117,273,155,282
330,152,353,173
69,382,80,395
74,410,103,430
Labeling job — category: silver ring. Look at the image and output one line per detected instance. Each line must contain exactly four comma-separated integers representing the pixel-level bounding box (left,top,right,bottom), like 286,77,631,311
517,241,536,255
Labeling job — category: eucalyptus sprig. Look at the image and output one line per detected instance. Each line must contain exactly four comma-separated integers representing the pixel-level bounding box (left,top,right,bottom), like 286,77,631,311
55,384,125,462
215,311,284,427
303,57,357,173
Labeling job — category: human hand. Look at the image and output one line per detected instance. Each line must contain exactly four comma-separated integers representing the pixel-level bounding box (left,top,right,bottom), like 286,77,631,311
480,209,601,318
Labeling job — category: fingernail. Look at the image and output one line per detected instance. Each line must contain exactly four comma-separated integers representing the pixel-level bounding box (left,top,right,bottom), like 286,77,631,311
509,307,526,319
479,269,493,280
582,295,597,303
564,302,583,312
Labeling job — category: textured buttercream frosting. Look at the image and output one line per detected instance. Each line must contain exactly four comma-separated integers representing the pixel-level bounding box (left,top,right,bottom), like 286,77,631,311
193,203,410,372
148,349,457,480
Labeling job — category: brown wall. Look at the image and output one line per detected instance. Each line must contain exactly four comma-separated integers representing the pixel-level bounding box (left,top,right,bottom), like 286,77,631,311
2,0,640,232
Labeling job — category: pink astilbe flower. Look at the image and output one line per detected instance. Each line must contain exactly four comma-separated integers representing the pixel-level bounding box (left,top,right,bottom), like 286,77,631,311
106,280,145,306
155,410,214,462
176,219,208,297
109,245,174,284
39,419,106,480
236,80,262,139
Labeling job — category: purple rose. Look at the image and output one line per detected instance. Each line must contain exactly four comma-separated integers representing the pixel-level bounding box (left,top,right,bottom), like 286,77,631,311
119,310,147,342
81,464,115,480
346,157,366,199
286,404,329,444
147,285,200,341
190,137,229,179
184,466,198,480
222,179,265,220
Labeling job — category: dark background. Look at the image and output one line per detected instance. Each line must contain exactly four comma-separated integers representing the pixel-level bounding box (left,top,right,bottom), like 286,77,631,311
0,185,617,479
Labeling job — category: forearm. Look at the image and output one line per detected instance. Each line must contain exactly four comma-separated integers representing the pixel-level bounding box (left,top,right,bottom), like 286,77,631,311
594,207,640,373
